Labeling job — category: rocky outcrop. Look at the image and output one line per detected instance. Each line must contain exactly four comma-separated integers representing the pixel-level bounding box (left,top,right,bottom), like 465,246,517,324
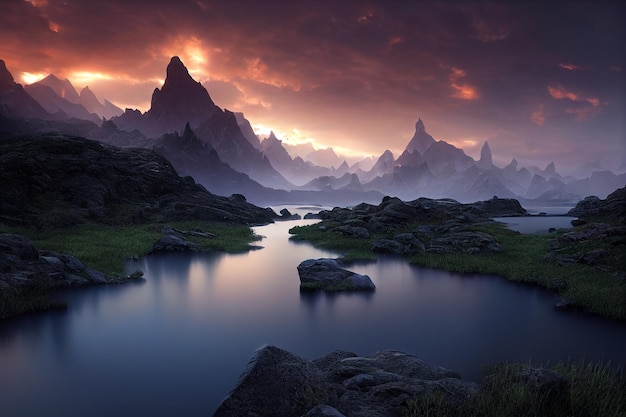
568,186,626,224
215,346,576,417
150,234,200,253
0,233,143,318
0,134,277,228
319,195,526,235
213,345,476,417
297,259,375,291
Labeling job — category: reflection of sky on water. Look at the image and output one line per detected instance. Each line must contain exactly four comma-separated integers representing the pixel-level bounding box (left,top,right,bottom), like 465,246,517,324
0,207,625,417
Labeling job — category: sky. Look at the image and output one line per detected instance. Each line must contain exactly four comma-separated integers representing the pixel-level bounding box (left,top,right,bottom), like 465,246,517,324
1,0,625,173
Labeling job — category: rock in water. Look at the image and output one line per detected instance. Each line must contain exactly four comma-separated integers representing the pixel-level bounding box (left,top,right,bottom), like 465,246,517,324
297,258,375,291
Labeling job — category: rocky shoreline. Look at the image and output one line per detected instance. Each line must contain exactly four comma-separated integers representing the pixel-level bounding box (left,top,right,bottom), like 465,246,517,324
212,345,572,417
0,233,144,318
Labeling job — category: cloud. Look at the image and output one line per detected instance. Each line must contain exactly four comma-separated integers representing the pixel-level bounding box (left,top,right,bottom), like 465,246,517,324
449,67,479,100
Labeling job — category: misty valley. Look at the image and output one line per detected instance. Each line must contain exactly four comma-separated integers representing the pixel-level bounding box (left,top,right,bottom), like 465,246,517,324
1,55,625,417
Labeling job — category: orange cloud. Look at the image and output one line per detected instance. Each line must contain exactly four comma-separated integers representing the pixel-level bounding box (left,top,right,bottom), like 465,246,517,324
449,67,479,100
531,107,545,126
558,63,579,71
547,86,578,101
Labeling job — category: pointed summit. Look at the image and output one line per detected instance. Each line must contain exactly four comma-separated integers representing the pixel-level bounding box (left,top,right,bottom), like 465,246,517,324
36,74,80,103
477,141,493,169
0,59,48,119
163,56,196,89
144,56,219,136
0,59,16,91
405,117,436,154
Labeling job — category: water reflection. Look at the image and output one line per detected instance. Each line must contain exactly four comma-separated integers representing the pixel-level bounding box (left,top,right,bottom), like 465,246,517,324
0,207,625,417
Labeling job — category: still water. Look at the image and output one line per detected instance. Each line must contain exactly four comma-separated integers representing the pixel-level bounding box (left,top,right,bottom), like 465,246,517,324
1,207,625,416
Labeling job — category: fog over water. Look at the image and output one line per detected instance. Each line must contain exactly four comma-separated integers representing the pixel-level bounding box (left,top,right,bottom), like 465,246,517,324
0,208,624,417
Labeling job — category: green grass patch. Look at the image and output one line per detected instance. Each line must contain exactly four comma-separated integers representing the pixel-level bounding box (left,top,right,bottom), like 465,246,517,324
1,221,261,276
403,361,626,417
289,222,626,319
288,224,376,261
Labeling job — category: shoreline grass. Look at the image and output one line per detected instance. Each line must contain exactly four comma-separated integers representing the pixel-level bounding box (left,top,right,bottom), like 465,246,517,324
403,360,626,417
289,222,626,320
1,221,262,276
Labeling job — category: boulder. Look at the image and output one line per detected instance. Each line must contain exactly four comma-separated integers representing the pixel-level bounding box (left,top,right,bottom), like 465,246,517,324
297,258,375,291
214,347,477,417
213,345,329,417
150,234,200,253
334,225,370,239
370,238,411,255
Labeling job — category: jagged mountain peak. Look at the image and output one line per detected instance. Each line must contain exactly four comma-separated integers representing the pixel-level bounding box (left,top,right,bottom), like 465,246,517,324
0,59,16,90
163,56,196,89
36,74,80,103
405,117,436,154
477,140,493,169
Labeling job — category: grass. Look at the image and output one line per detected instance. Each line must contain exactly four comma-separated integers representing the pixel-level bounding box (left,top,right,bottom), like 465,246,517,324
1,221,262,276
403,361,626,417
288,222,626,319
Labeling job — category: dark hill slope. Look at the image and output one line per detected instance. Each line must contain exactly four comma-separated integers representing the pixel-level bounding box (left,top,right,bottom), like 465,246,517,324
0,135,276,228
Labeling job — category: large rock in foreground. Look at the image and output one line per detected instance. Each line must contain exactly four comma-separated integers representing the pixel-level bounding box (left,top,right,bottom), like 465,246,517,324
213,346,477,417
297,258,375,291
213,345,329,417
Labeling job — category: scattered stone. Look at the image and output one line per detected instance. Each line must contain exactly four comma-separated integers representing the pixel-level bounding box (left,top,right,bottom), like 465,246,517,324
334,225,370,239
150,234,200,253
297,258,375,291
277,208,301,220
371,238,410,255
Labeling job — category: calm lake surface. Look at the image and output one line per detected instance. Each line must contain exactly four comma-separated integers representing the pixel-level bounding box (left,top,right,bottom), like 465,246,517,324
1,207,625,417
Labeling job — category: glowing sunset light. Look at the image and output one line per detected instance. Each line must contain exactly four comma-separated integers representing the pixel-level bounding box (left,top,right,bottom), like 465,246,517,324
21,72,47,84
0,0,622,171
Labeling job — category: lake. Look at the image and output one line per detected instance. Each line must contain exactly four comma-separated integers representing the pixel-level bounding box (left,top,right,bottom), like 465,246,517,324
1,207,625,417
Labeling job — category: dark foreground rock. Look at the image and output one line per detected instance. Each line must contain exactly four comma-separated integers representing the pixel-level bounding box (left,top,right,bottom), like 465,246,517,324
0,233,143,318
0,134,277,228
215,346,575,417
297,258,375,291
568,186,626,224
213,345,476,417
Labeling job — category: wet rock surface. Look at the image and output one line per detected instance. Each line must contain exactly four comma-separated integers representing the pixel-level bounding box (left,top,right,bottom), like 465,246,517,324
297,258,375,291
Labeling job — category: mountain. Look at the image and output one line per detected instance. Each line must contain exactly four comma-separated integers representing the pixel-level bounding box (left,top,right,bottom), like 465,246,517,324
35,74,81,103
234,112,262,150
477,141,493,170
305,147,343,169
115,56,220,137
153,123,271,198
361,150,395,183
113,56,292,190
0,60,49,119
405,118,435,154
79,86,123,119
25,82,99,122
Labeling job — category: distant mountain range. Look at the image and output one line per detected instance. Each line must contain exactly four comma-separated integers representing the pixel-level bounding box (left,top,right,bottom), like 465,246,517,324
1,57,623,207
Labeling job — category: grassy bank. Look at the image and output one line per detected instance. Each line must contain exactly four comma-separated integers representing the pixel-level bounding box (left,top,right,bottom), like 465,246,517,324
1,221,262,276
403,360,625,417
289,222,626,319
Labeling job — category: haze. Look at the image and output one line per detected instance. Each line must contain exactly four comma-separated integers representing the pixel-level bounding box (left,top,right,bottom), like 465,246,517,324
2,0,624,173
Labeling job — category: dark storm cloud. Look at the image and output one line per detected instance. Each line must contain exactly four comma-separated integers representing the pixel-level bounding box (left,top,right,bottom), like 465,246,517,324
1,0,624,170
